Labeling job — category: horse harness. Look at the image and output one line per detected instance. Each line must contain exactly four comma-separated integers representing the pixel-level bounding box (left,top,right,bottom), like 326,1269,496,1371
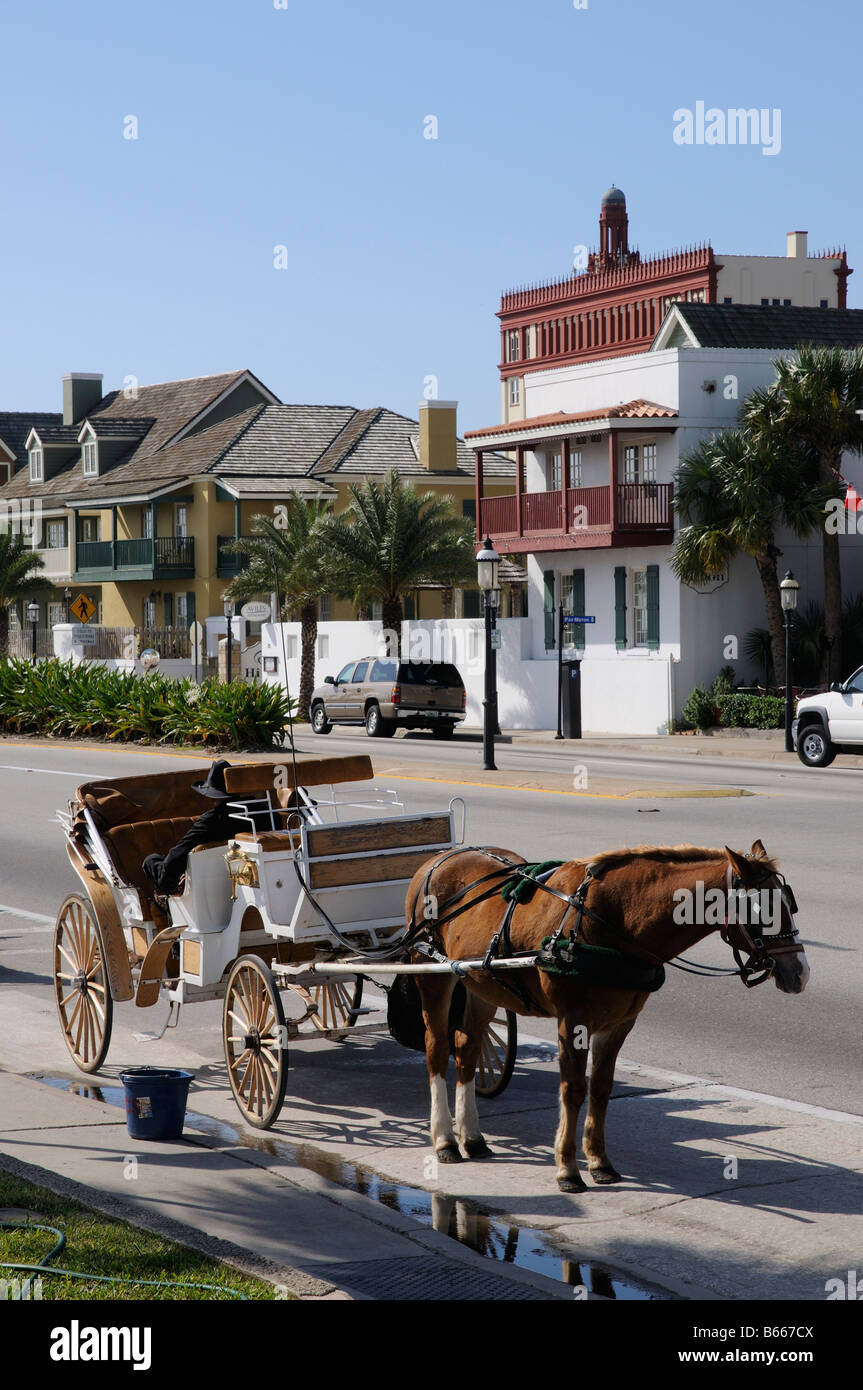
406,848,805,993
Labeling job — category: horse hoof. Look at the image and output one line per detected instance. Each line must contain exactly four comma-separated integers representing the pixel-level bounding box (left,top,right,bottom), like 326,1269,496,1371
436,1144,463,1164
590,1165,623,1185
464,1138,494,1160
557,1174,588,1193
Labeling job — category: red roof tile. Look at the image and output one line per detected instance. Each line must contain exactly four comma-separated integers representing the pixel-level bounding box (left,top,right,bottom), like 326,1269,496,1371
465,400,677,440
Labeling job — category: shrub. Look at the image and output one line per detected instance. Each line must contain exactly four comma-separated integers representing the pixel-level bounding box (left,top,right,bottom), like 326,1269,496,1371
0,659,294,749
715,693,784,729
681,684,716,729
710,666,737,698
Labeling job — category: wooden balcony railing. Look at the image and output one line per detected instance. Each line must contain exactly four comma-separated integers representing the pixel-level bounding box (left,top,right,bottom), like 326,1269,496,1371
479,483,672,549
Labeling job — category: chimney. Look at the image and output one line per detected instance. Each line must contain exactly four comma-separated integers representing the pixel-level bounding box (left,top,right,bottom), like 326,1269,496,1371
786,231,808,260
418,400,458,472
63,372,103,425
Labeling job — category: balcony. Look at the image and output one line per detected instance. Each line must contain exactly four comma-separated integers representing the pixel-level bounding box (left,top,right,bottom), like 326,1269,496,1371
74,536,195,581
33,546,73,583
479,483,673,553
217,536,255,578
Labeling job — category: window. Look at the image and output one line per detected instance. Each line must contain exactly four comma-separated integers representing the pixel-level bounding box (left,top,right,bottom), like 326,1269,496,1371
820,299,829,309
46,519,67,549
547,452,562,492
80,516,101,542
335,662,356,684
632,568,649,646
48,602,65,626
29,448,43,482
462,499,476,523
623,445,639,484
772,298,780,307
642,443,657,482
761,298,769,306
176,593,188,628
143,598,156,627
571,450,583,488
783,298,791,307
723,297,732,305
352,662,369,683
142,508,153,539
174,505,187,538
371,660,397,682
507,330,520,362
82,441,98,476
319,593,331,621
509,377,520,406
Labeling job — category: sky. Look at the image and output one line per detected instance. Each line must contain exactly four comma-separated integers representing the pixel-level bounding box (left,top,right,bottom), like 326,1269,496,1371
1,0,861,433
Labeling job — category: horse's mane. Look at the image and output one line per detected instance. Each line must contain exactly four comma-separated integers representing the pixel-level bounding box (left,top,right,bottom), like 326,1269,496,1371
586,844,779,875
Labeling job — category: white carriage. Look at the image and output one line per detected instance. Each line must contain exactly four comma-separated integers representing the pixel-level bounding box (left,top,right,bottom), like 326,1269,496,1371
54,754,517,1126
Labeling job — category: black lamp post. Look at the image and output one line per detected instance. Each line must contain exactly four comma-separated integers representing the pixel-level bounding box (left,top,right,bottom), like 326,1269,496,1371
223,598,234,683
27,601,39,664
63,587,72,623
780,571,799,752
476,536,501,771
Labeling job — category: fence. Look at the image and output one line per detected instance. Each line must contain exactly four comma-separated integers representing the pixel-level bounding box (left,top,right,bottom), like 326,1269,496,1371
6,628,54,659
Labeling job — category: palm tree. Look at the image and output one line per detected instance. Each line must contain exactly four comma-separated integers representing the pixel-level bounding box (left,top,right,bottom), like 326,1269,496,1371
671,430,822,684
224,493,331,716
0,531,48,655
315,470,477,656
742,346,863,681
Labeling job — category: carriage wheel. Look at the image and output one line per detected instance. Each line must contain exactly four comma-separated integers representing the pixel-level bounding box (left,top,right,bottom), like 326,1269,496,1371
53,894,113,1074
223,956,288,1129
475,1009,517,1099
310,977,364,1033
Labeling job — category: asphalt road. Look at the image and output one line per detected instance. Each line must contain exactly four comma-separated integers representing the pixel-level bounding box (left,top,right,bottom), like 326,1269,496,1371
0,736,859,1116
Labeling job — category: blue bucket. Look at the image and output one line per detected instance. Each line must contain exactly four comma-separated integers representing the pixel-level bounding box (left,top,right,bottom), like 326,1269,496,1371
119,1067,193,1141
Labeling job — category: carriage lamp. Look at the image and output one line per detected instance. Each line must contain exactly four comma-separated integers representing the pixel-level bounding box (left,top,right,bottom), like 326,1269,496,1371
223,597,235,684
780,572,799,752
476,537,501,771
27,601,39,664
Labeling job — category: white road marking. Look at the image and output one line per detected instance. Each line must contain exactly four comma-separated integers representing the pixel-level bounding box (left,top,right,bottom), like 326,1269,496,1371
0,905,54,927
517,1030,863,1127
0,764,93,777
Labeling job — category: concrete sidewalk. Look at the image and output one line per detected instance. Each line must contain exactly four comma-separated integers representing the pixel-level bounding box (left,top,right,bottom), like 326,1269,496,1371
2,1039,862,1303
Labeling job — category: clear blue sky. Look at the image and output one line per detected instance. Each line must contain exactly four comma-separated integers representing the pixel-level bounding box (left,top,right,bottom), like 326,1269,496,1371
1,0,860,432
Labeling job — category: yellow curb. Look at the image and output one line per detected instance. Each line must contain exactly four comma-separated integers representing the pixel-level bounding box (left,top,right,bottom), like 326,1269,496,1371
376,771,756,801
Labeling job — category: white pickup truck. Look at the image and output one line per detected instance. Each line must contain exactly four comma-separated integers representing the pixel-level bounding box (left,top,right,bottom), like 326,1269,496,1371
793,667,863,766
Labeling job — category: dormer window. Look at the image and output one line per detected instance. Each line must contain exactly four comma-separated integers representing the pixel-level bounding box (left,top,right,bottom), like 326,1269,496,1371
29,447,43,483
82,440,98,477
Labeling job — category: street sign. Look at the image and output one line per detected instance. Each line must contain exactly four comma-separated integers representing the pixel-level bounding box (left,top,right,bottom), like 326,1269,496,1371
490,630,502,650
563,615,596,624
72,625,96,645
241,601,272,622
69,593,96,624
188,621,204,646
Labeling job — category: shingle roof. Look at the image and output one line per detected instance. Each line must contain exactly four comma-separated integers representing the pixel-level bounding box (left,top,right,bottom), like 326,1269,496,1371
659,304,863,350
220,404,357,476
84,417,156,440
321,407,514,479
0,412,61,470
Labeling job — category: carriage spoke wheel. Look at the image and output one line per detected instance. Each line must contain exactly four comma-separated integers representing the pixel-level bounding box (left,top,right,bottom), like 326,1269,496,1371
53,894,113,1074
475,1009,517,1098
310,977,364,1034
223,956,288,1129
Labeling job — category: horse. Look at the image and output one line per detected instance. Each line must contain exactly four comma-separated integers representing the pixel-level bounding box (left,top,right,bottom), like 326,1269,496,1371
405,840,808,1191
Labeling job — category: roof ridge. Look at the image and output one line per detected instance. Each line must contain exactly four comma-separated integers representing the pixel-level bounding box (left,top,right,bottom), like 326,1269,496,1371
309,406,383,477
204,401,269,472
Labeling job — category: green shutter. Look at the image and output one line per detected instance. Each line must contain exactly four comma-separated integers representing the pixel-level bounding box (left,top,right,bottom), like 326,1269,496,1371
614,567,627,650
571,569,585,650
163,593,173,627
646,564,660,650
186,591,196,626
543,570,555,649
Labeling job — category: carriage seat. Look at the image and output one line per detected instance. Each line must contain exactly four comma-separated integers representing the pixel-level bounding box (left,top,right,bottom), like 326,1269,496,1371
104,817,203,898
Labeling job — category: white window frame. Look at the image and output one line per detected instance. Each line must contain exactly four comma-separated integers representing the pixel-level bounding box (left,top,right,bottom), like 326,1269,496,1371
571,449,583,488
143,598,156,627
174,504,187,538
80,516,101,543
82,440,99,477
623,444,639,484
509,376,520,406
29,448,43,483
48,602,65,626
142,507,153,539
508,330,520,362
642,442,657,482
631,567,649,647
46,519,68,549
546,451,562,492
176,593,189,628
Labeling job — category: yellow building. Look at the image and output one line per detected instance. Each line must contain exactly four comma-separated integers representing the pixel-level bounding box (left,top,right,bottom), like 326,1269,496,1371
0,373,516,634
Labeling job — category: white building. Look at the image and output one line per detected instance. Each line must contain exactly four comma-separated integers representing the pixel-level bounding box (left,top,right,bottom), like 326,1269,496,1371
467,303,863,734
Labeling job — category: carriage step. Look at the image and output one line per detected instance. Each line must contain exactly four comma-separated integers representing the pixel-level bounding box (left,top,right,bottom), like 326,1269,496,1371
133,1000,180,1042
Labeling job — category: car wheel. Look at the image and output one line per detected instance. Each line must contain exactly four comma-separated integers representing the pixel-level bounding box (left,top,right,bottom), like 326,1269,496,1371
431,723,455,739
365,704,395,737
797,726,836,768
311,702,332,735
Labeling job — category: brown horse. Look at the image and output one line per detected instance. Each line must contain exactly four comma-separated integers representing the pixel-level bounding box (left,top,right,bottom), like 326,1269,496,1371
405,840,808,1191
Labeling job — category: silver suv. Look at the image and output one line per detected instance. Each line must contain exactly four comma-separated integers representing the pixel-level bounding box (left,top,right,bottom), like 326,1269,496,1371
309,658,467,739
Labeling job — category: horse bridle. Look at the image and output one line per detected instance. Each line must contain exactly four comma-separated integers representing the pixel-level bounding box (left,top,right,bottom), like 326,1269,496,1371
719,865,805,988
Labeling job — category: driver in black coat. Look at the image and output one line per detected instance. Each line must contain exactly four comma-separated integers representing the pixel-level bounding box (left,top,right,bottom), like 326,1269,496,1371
143,759,255,896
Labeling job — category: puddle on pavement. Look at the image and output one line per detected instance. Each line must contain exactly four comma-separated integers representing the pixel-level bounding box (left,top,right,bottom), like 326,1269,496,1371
31,1073,675,1300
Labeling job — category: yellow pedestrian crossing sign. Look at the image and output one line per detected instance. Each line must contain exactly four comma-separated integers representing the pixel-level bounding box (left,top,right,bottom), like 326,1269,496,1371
69,593,97,624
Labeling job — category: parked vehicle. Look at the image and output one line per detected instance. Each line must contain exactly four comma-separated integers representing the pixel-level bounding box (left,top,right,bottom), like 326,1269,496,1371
309,658,467,738
793,667,863,766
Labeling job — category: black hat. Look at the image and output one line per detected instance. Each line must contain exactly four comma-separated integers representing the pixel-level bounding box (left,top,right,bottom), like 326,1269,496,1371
192,759,233,800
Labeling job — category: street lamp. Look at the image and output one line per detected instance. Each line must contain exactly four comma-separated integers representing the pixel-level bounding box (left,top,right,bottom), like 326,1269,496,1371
780,571,799,753
476,536,501,771
223,597,234,683
27,601,39,664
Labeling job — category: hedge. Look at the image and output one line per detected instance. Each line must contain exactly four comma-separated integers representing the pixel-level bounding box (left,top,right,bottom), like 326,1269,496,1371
0,658,294,748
